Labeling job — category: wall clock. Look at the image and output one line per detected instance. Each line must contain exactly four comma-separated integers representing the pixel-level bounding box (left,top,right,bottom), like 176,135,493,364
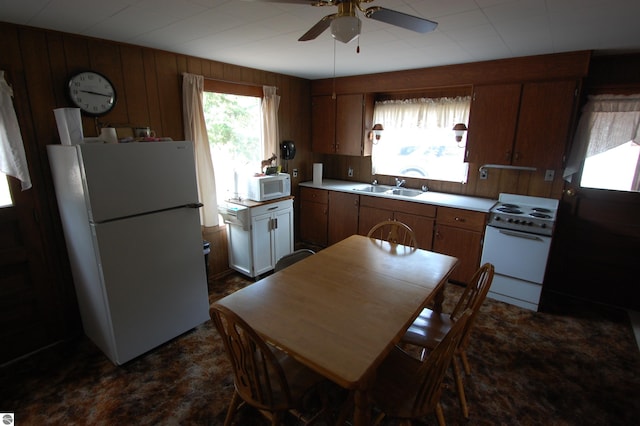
67,71,117,116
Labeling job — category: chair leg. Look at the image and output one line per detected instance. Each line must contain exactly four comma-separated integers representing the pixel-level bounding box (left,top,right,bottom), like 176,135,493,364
435,402,446,426
452,356,469,418
460,350,471,376
224,391,242,426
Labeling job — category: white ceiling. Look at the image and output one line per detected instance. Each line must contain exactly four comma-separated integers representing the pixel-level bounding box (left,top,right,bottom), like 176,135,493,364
2,0,640,80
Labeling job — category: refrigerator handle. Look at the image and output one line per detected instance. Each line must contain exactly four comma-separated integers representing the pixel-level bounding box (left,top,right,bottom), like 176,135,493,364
186,203,204,209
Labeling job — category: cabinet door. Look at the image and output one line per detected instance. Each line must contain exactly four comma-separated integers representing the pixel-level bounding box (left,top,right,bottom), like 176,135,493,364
299,188,328,246
328,191,359,245
395,212,435,250
513,80,577,169
311,95,336,154
433,225,482,284
358,205,393,236
273,206,294,266
336,94,364,156
251,212,274,276
466,84,521,164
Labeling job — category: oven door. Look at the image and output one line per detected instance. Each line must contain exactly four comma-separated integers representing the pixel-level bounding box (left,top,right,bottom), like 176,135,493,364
481,226,552,284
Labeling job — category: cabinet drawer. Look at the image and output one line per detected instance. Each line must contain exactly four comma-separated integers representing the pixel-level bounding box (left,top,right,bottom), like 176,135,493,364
250,198,294,217
436,207,486,232
359,196,436,217
300,187,328,204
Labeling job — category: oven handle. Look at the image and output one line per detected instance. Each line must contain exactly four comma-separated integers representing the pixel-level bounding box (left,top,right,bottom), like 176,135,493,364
498,229,544,241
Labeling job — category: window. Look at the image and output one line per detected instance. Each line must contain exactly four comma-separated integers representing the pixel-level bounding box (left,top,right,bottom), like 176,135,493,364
1,172,11,207
372,96,471,183
565,94,640,192
202,86,263,200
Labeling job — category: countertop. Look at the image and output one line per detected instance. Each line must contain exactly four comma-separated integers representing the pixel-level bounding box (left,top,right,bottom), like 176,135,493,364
299,180,497,213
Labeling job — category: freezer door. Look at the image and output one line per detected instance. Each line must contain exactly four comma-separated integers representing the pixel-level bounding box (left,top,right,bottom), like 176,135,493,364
92,206,209,364
78,141,199,222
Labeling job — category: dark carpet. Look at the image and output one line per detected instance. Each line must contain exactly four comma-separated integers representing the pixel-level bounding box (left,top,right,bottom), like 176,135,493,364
1,272,639,425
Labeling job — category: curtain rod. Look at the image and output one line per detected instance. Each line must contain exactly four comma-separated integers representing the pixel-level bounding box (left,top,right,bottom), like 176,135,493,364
202,76,277,90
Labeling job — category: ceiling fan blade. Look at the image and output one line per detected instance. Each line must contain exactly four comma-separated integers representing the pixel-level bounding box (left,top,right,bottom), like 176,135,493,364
365,7,438,33
298,14,336,41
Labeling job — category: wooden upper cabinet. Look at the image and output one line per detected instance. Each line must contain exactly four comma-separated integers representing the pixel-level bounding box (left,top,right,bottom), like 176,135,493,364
465,84,521,164
311,93,373,156
466,80,578,169
311,95,336,154
513,80,578,169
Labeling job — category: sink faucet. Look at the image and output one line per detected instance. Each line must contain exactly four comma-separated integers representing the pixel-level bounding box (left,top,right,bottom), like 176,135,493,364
395,177,406,187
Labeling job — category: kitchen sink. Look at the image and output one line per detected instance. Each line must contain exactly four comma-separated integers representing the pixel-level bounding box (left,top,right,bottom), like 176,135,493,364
388,188,423,197
354,185,392,193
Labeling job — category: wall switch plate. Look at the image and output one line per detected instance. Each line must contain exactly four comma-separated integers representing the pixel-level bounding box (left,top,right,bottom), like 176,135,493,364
292,168,298,178
348,167,354,177
480,169,488,180
544,169,555,181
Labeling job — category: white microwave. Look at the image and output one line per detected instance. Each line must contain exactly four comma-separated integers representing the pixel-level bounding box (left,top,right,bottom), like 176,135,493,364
246,173,291,202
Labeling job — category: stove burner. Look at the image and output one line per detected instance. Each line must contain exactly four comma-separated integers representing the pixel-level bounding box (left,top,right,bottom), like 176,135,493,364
530,212,551,219
497,207,523,214
501,203,520,209
532,207,551,213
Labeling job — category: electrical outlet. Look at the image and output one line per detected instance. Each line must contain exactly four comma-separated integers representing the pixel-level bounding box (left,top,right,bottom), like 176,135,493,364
480,169,488,180
292,168,298,178
348,167,354,177
544,169,555,181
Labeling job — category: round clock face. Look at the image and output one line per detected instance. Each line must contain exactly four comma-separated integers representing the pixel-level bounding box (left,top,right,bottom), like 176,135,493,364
68,71,116,116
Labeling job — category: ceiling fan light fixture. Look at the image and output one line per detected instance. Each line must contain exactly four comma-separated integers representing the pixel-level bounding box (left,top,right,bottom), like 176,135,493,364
331,16,361,43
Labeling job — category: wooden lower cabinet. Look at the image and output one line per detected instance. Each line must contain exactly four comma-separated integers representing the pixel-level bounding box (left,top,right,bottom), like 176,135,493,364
299,189,486,280
357,196,435,250
299,187,328,246
328,191,359,245
433,207,487,284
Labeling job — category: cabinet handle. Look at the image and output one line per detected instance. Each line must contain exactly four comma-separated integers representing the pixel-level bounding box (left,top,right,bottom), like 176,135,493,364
268,206,279,211
274,218,278,229
455,217,465,222
505,151,512,162
514,152,520,161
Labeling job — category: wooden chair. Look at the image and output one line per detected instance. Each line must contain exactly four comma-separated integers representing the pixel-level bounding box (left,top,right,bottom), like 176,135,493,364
401,263,495,418
371,309,473,426
274,249,315,272
367,220,418,248
210,303,327,426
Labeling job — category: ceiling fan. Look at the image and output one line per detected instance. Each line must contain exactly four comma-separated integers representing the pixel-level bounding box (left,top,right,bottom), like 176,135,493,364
252,0,438,43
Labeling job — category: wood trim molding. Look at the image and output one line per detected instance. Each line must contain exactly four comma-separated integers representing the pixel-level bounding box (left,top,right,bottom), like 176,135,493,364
312,51,592,96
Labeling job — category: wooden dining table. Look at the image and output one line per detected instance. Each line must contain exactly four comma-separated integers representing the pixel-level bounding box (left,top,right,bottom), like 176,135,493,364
214,234,459,425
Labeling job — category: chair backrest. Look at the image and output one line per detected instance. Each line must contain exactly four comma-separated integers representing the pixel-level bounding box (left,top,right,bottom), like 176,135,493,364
274,249,315,272
210,303,293,411
367,220,418,248
450,263,494,349
413,309,472,416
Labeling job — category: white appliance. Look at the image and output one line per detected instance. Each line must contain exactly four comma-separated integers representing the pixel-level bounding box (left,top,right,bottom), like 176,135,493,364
218,198,294,278
47,141,210,365
481,193,559,311
246,173,291,202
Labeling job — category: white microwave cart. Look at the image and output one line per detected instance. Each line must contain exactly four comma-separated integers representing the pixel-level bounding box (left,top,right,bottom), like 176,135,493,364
219,197,294,278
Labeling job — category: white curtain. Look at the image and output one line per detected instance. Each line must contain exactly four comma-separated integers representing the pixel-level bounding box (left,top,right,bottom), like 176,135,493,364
372,96,470,175
262,86,280,165
564,94,640,181
0,70,31,190
182,73,218,227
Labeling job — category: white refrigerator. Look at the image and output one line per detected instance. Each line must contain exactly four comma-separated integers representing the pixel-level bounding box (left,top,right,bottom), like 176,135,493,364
47,141,210,365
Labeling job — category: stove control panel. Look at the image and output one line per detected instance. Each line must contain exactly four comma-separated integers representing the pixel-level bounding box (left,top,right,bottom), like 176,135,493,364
488,214,553,236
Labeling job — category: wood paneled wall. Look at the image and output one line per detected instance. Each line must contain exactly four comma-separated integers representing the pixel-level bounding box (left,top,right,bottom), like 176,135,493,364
0,22,312,283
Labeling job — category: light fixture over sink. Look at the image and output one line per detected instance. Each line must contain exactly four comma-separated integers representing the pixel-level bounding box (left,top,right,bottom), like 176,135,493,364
453,123,468,143
370,123,384,142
